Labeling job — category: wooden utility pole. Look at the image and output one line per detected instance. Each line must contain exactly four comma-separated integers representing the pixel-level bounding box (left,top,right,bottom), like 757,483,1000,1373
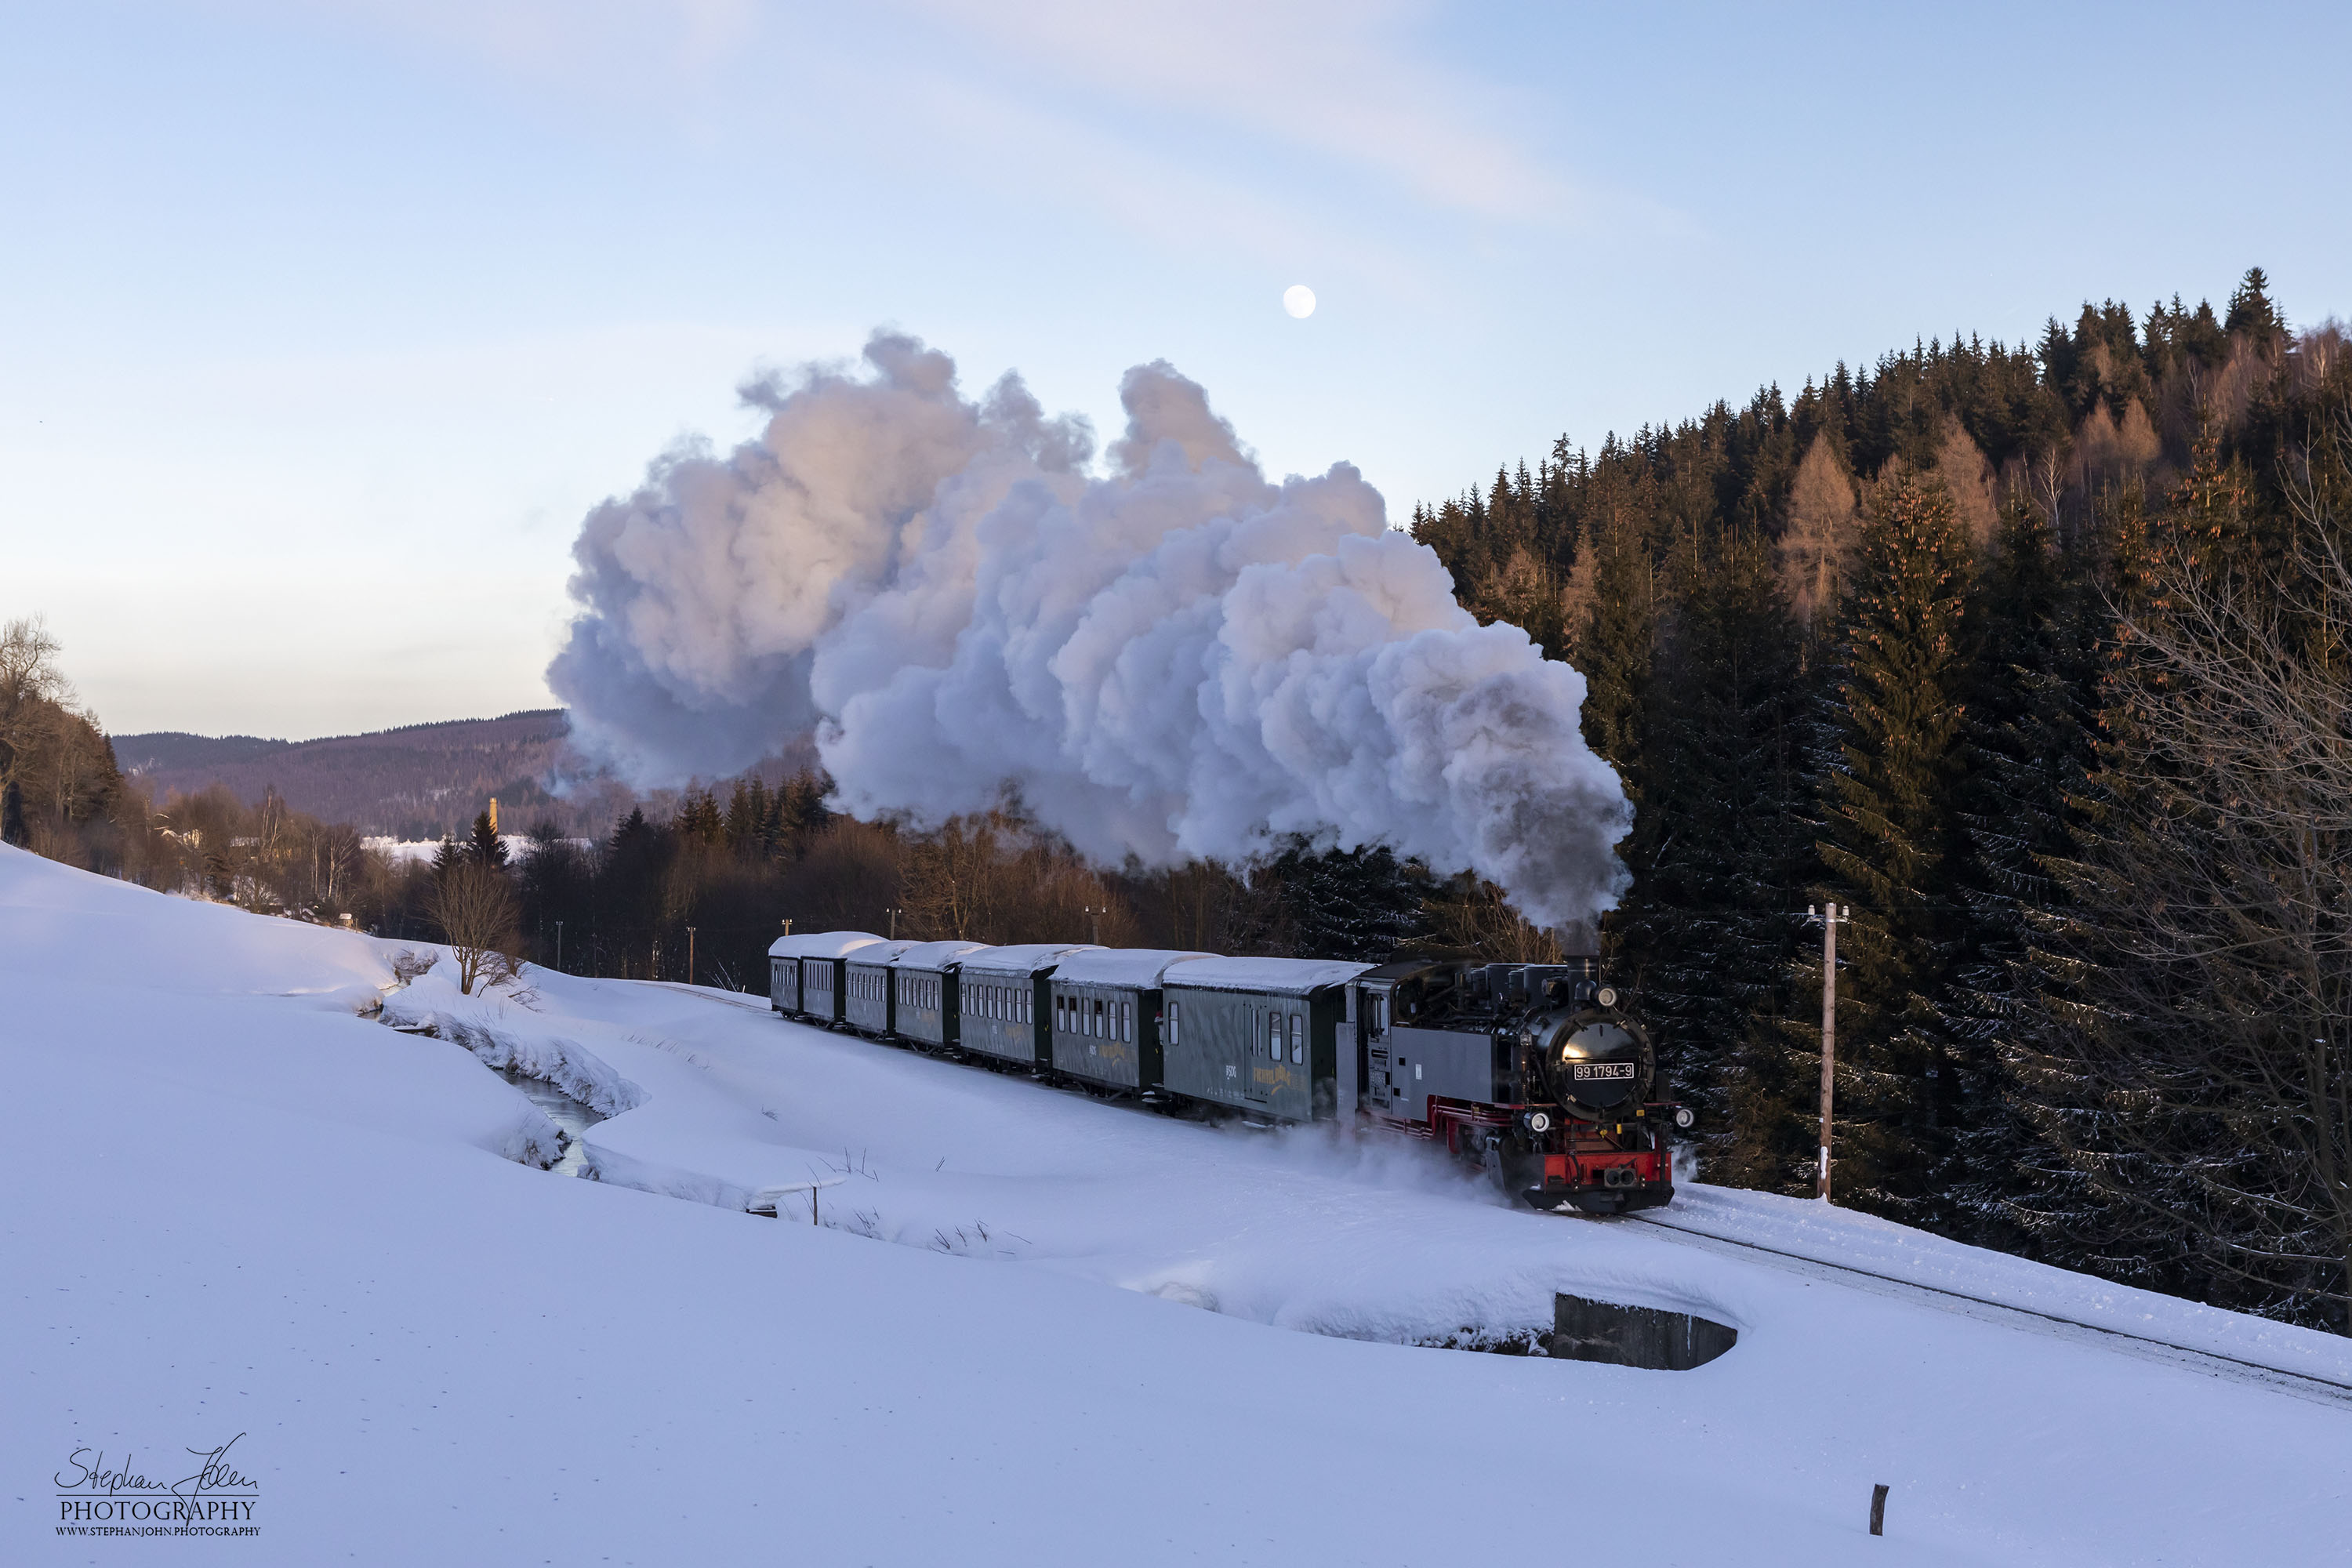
687,925,697,986
1809,902,1843,1201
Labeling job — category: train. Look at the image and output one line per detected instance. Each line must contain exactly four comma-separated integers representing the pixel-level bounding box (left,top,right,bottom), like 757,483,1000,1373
768,931,1690,1214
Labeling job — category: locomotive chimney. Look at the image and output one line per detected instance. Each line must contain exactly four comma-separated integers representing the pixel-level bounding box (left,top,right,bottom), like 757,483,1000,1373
1555,917,1599,959
1553,920,1601,988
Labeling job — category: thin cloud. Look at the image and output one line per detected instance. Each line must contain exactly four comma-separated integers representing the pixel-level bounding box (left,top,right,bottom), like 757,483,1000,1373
897,0,1573,220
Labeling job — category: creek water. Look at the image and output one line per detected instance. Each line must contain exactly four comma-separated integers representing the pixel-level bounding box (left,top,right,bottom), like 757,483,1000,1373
499,1068,606,1177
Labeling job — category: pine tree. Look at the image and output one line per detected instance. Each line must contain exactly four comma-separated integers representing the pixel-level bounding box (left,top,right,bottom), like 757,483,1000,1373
1942,498,2103,1255
1267,837,1428,961
1607,528,1812,1177
1573,488,1658,773
2224,265,2285,347
675,789,724,847
724,778,768,855
462,810,507,869
1807,464,1976,1221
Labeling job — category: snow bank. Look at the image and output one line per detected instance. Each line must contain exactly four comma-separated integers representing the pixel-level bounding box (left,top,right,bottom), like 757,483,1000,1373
381,974,648,1120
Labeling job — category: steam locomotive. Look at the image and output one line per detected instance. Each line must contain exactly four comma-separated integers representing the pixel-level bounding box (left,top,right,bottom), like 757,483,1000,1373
770,933,1689,1214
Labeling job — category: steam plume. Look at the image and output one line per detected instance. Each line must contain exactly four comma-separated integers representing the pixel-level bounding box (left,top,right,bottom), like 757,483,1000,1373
548,333,1631,926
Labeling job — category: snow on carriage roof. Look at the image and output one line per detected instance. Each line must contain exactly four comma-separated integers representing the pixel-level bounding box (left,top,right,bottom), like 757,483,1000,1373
1049,949,1218,988
885,940,991,970
766,931,885,960
1161,956,1374,993
955,942,1102,975
842,940,919,966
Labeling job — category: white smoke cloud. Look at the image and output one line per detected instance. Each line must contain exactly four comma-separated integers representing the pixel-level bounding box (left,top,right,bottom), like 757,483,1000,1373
548,332,1632,926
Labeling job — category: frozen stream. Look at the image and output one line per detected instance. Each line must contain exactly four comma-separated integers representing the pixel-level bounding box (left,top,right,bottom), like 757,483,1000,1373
499,1067,604,1176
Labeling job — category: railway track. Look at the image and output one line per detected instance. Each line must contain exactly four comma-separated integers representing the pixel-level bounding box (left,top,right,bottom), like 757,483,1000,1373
638,980,776,1013
624,977,2352,1408
1614,1208,2352,1410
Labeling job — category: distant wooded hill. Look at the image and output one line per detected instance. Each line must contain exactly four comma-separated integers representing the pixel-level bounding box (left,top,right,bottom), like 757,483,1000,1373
113,710,627,840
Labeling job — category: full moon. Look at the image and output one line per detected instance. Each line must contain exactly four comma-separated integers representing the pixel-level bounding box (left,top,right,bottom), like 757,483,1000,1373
1282,284,1316,319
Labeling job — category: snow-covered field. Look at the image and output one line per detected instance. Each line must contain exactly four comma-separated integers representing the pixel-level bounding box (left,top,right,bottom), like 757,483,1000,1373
5,844,2347,1565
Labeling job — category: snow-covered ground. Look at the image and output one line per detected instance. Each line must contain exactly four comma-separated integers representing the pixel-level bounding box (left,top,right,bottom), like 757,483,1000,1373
5,844,2347,1564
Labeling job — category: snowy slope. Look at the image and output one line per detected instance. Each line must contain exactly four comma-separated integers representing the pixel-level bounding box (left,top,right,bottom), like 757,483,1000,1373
4,843,2347,1566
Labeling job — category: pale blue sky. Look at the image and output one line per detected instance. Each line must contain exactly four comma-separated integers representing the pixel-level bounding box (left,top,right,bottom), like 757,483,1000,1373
6,0,2347,738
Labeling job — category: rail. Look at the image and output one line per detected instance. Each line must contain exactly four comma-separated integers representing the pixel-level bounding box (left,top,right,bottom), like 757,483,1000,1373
1617,1209,2352,1407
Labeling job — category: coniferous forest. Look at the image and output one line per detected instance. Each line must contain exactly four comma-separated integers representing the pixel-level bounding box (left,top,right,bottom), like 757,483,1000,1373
1414,268,2350,1331
6,269,2347,1332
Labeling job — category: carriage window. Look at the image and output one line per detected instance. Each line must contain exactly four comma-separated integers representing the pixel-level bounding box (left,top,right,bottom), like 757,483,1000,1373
1267,1012,1281,1058
1167,1000,1180,1044
1290,1012,1304,1064
1121,1001,1132,1041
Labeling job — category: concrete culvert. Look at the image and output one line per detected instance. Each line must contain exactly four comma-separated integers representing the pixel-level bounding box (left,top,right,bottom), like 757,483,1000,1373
1550,1293,1737,1370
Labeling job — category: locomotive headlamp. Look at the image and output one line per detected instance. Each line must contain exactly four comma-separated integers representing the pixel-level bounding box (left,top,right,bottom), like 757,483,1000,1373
1526,1110,1552,1133
1596,986,1618,1007
1673,1106,1695,1129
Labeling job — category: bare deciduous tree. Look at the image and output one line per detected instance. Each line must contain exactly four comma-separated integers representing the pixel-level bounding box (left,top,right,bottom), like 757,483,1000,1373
0,617,70,843
2042,445,2352,1330
430,862,522,995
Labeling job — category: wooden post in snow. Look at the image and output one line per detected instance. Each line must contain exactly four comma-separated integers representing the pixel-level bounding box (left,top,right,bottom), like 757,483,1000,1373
1811,902,1842,1203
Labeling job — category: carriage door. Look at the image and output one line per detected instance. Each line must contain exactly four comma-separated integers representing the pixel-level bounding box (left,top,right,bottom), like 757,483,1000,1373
1238,1006,1269,1106
1363,986,1396,1111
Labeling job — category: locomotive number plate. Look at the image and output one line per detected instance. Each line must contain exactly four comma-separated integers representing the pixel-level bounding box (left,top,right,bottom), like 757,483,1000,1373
1572,1062,1635,1080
